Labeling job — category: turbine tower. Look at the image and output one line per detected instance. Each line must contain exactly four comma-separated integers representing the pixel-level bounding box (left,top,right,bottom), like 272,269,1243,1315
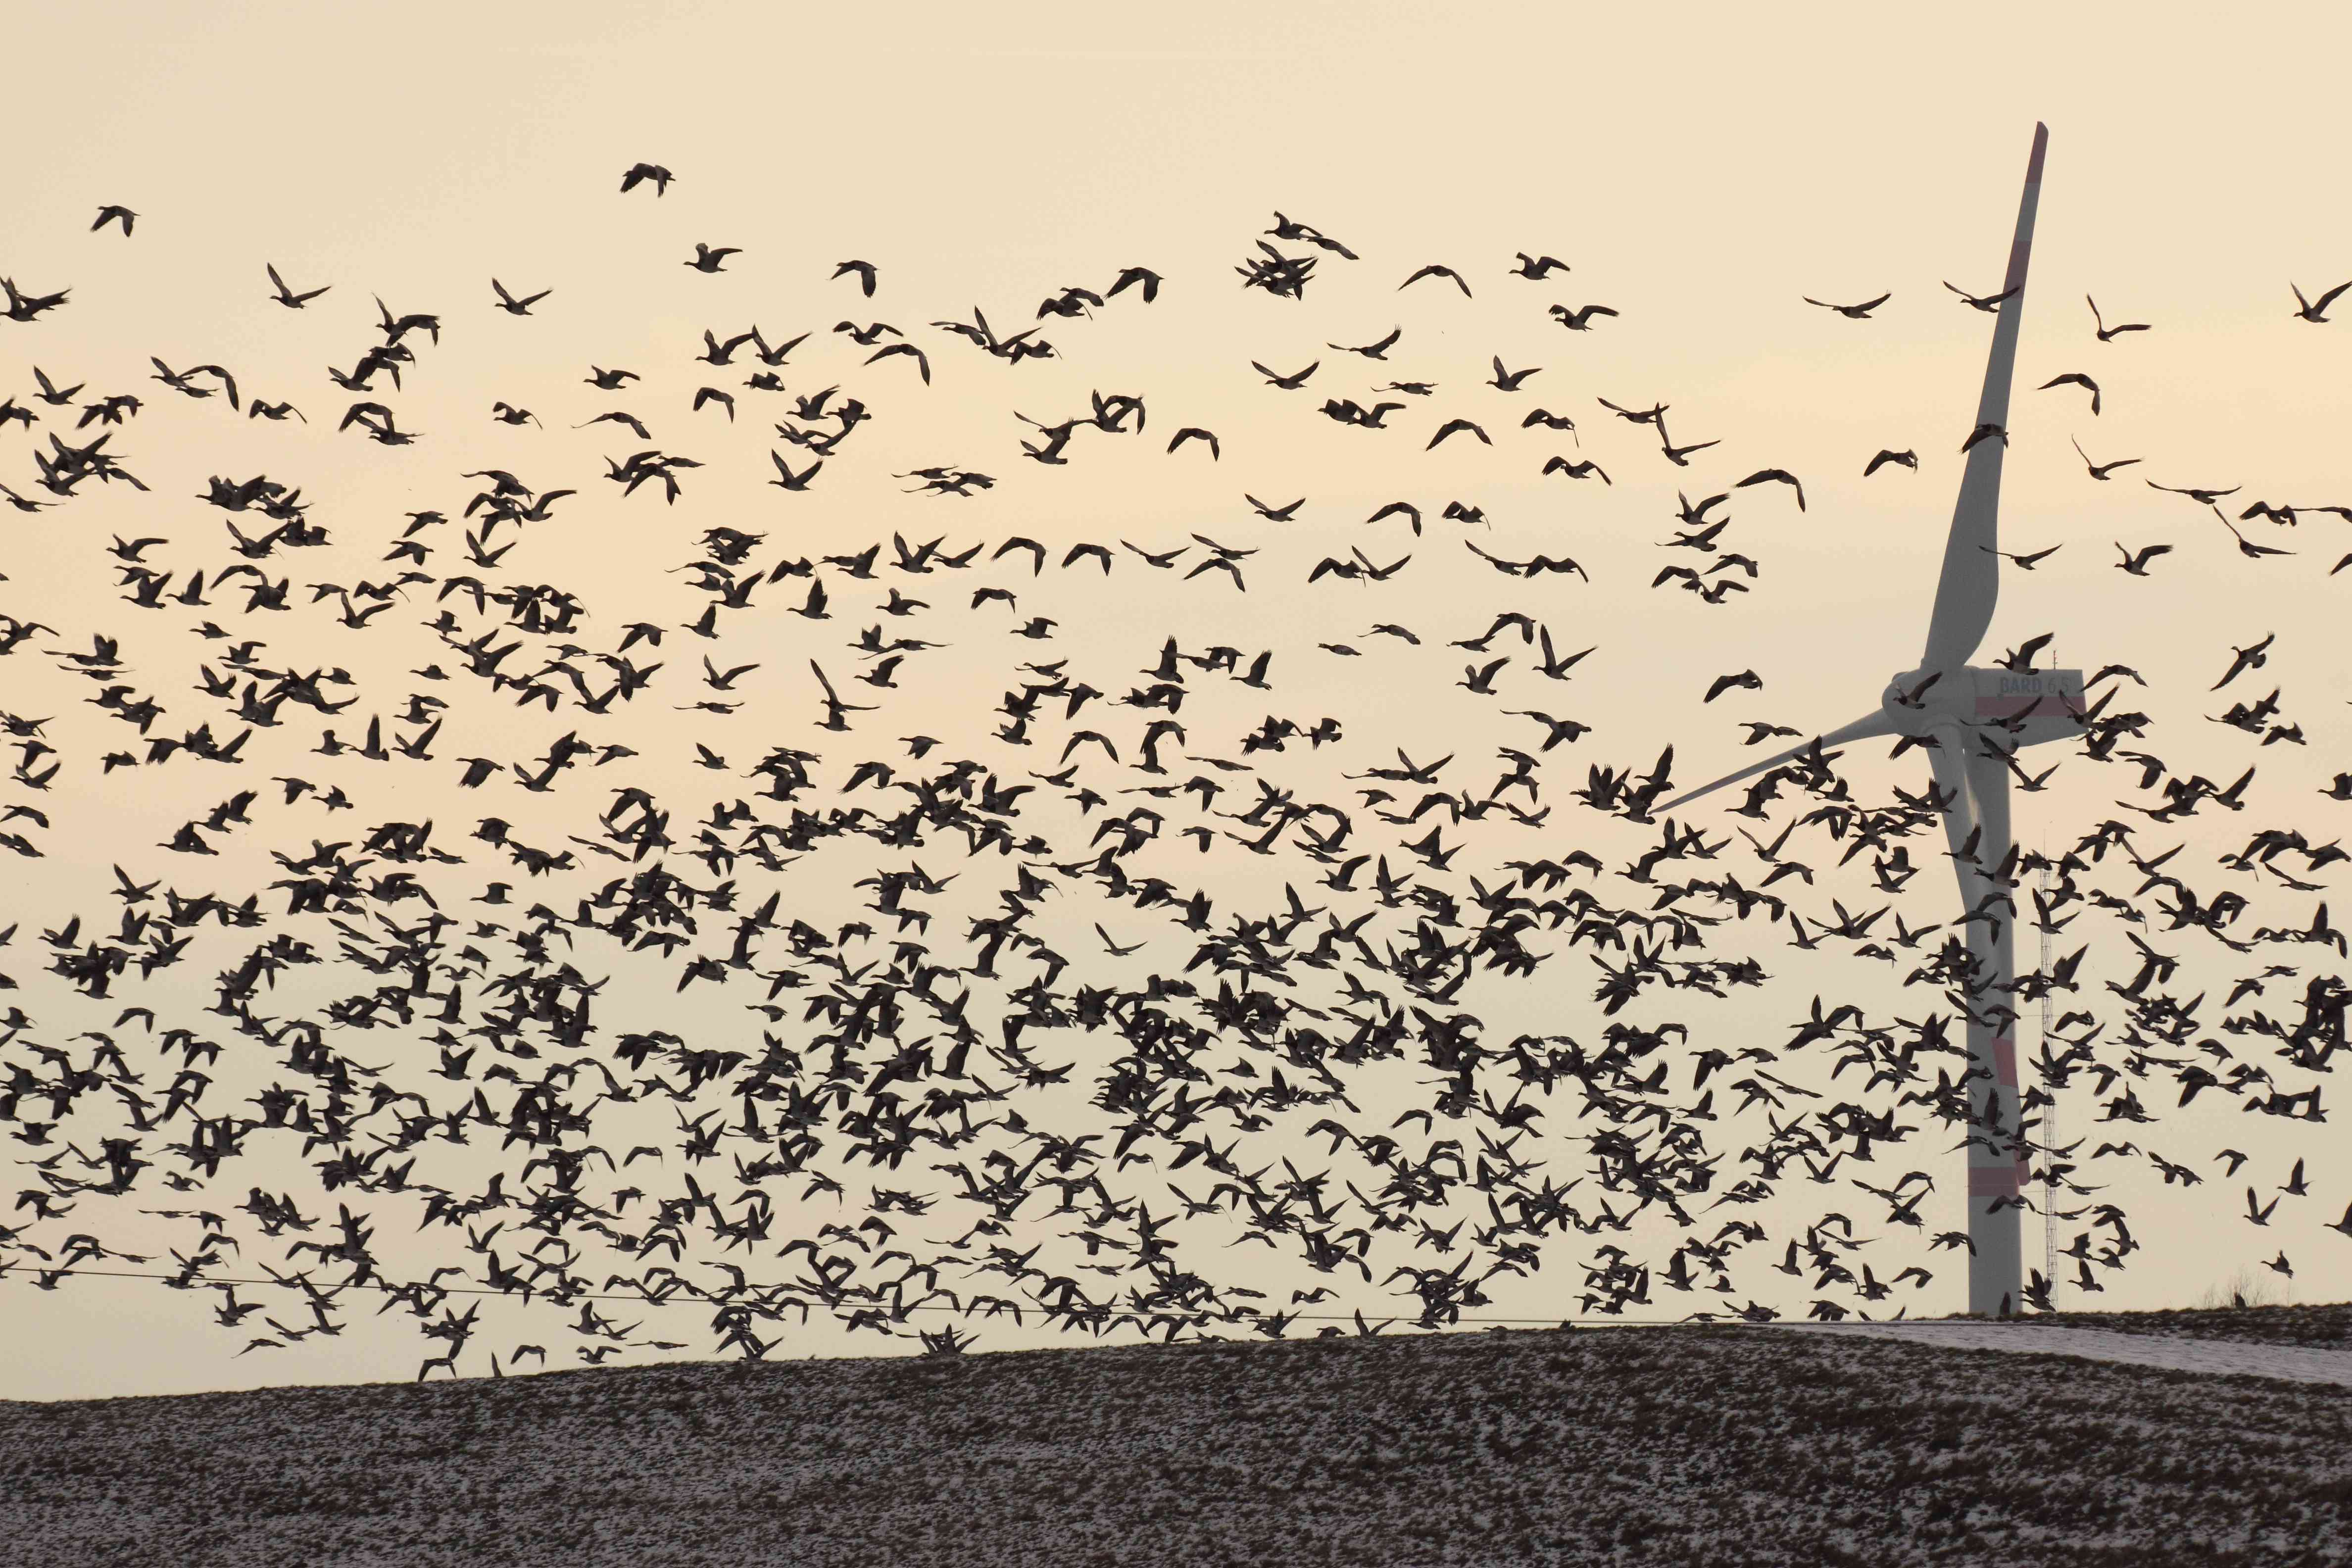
1663,123,2081,1318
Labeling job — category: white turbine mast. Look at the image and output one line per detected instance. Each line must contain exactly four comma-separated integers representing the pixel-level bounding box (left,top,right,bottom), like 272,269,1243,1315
1664,123,2081,1318
2039,858,2059,1309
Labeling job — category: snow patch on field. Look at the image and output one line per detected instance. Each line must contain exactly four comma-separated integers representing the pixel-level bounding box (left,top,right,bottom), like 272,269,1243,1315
1781,1320,2352,1387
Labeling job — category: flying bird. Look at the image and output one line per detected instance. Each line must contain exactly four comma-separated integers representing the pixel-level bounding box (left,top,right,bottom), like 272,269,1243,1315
1328,328,1403,359
2211,634,2276,691
1487,357,1540,392
1549,303,1618,331
1944,280,2020,312
1426,418,1490,450
490,279,551,316
866,343,930,383
2289,278,2352,323
2038,372,2101,415
2072,438,2139,480
1107,266,1162,302
1541,456,1609,485
2086,294,2149,341
619,162,675,196
1734,469,1806,512
1399,264,1472,297
1803,292,1890,319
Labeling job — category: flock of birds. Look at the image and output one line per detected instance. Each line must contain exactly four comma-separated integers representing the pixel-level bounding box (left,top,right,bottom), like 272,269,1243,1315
0,161,2348,1382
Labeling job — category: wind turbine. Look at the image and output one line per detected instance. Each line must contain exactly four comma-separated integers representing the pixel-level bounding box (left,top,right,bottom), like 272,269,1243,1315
1664,123,2082,1318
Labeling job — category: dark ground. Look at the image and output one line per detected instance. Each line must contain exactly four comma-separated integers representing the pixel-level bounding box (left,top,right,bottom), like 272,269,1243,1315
2023,1300,2352,1350
3,1314,2348,1567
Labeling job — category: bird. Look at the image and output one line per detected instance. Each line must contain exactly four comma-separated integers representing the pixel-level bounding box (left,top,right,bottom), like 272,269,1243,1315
1399,263,1471,297
1487,357,1540,392
1328,328,1402,360
1596,397,1668,427
866,343,930,383
91,205,138,237
150,357,239,408
1863,449,1917,477
808,662,875,730
1734,469,1806,512
2072,438,2139,480
1944,280,2020,312
833,260,879,297
1252,360,1318,390
1107,267,1163,303
1549,303,1618,331
1705,670,1764,703
685,244,741,273
490,279,551,316
1803,293,1890,319
2038,372,2101,415
2211,634,2276,691
619,162,675,196
2086,294,2149,341
2289,279,2352,323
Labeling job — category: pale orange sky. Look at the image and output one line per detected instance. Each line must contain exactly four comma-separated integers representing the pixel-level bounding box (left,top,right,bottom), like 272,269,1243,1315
3,1,2349,1399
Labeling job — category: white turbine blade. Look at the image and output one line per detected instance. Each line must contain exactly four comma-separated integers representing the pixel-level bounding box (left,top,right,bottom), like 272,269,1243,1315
1921,122,2049,674
1660,708,1894,812
1928,739,1978,893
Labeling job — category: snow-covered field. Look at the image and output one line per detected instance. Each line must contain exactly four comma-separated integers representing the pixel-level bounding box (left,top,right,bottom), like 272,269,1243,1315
1784,1318,2352,1387
3,1317,2348,1568
2020,1302,2352,1351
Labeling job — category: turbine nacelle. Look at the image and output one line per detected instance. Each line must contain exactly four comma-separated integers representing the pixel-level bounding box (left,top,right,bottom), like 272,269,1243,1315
1879,666,2088,749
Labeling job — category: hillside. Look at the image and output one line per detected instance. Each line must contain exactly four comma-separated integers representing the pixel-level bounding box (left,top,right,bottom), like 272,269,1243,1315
4,1318,2349,1567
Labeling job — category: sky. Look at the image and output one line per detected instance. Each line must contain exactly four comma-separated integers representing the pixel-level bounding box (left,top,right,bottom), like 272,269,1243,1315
2,0,2349,1400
